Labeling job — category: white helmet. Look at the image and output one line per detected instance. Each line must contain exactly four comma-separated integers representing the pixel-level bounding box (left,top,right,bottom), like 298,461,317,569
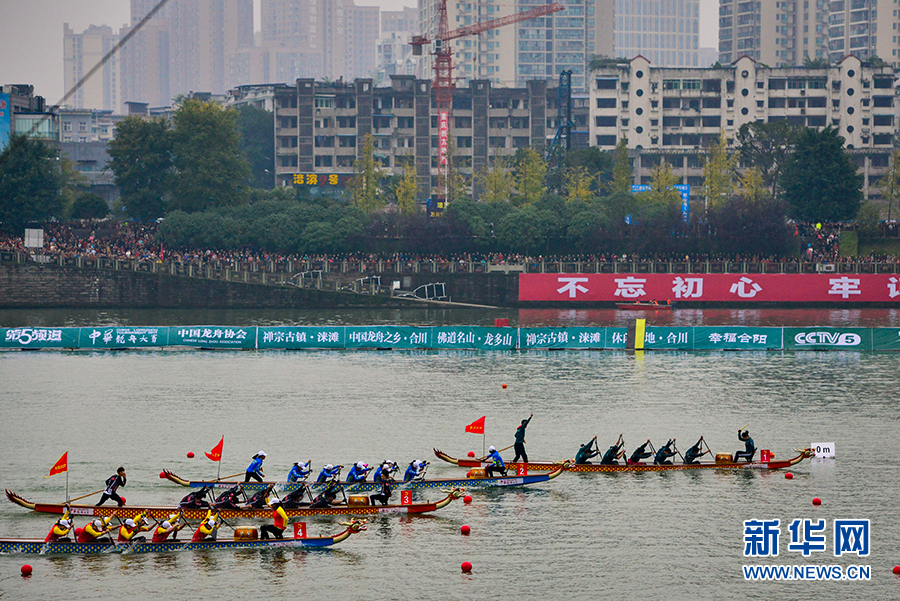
489,446,496,452
59,519,71,528
356,462,365,469
324,464,333,470
92,519,103,529
161,521,172,529
258,450,267,457
207,517,216,526
124,519,136,528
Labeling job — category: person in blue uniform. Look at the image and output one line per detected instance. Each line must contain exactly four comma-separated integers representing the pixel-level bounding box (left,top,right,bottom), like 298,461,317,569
574,436,599,464
373,461,396,483
485,446,506,477
684,437,709,464
316,464,342,484
287,461,311,483
628,439,653,465
245,451,266,483
404,460,428,482
654,439,677,465
600,434,625,465
513,413,534,462
735,429,756,462
346,462,371,483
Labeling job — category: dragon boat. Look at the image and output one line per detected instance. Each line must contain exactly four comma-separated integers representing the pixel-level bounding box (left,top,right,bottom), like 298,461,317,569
159,464,567,493
0,519,366,555
433,448,815,473
5,488,465,520
616,300,673,310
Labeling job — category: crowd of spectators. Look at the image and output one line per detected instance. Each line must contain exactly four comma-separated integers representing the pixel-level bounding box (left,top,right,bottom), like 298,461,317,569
0,220,897,269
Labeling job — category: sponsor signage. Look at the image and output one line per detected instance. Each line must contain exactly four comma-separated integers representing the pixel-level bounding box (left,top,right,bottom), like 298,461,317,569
783,328,870,351
438,110,449,167
78,327,168,348
291,173,353,187
0,93,9,151
0,328,79,348
693,327,782,350
519,273,900,303
344,326,430,349
257,327,344,349
432,327,516,350
169,326,256,348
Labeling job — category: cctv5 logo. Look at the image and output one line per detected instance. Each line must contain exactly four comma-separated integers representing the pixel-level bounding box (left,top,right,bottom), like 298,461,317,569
793,332,861,346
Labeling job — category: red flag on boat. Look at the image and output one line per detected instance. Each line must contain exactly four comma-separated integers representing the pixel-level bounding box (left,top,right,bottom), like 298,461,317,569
205,437,224,462
465,416,485,434
46,452,68,477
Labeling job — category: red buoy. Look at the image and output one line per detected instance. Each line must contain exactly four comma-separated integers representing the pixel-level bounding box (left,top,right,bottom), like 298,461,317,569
187,451,195,458
466,470,472,478
120,496,126,505
463,495,473,504
461,561,473,572
21,564,32,577
467,451,475,458
460,525,471,535
159,471,166,479
784,472,793,480
812,497,822,506
893,565,900,575
502,383,507,389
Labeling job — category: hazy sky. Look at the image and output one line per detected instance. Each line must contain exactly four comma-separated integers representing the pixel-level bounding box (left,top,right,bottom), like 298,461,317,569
1,0,719,105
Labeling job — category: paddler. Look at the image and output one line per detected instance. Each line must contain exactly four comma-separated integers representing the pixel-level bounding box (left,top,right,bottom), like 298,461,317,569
513,413,534,463
574,436,599,464
96,466,127,507
152,513,186,543
260,497,288,540
309,484,339,508
45,508,74,542
373,460,396,483
653,439,677,465
346,462,372,483
600,434,626,465
403,460,428,482
684,437,710,464
191,510,221,542
244,451,267,483
485,446,506,477
287,461,311,483
628,439,653,465
118,513,151,542
735,429,756,462
77,514,116,542
316,464,342,484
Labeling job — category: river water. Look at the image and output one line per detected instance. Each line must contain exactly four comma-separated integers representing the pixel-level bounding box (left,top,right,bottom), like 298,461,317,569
1,308,899,600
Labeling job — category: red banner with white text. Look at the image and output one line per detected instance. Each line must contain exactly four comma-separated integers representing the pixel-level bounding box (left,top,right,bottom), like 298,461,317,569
518,273,900,303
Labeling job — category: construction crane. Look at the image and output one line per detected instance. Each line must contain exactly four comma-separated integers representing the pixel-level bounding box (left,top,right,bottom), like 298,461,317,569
411,1,566,205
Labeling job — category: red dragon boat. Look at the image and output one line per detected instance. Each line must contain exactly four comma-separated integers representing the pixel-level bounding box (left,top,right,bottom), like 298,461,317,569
615,300,673,310
5,488,465,520
433,448,814,473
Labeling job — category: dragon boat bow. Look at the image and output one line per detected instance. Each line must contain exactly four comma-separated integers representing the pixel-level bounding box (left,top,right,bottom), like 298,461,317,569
433,448,815,473
0,519,367,556
5,488,465,520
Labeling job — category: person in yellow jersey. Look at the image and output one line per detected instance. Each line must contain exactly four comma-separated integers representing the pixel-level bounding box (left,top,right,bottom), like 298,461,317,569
118,512,151,542
45,515,74,542
260,497,288,540
77,514,115,542
192,510,221,542
152,512,186,543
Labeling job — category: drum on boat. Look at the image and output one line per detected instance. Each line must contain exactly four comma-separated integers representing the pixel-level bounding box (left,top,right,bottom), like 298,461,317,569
348,495,370,506
234,527,259,541
715,453,734,464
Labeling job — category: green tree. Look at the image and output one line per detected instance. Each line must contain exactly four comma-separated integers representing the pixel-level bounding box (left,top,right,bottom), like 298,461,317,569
107,116,173,220
565,166,594,204
477,155,513,204
497,204,553,253
70,192,109,219
0,135,63,232
349,133,384,213
611,138,632,193
735,120,799,199
855,203,881,239
779,126,862,222
737,166,769,203
512,147,547,206
702,133,737,211
395,161,419,214
170,99,251,212
880,149,900,221
235,105,275,190
566,147,614,192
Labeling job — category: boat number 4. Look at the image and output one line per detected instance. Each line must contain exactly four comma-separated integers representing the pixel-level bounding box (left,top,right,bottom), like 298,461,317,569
811,442,835,458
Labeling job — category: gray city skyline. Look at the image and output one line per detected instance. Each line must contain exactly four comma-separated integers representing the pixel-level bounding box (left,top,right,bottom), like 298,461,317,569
1,0,719,106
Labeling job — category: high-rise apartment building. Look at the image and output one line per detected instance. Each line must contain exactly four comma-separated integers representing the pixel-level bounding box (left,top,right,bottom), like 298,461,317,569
63,24,121,111
416,0,613,92
614,0,700,67
718,0,830,66
828,0,900,67
120,0,252,109
260,0,380,84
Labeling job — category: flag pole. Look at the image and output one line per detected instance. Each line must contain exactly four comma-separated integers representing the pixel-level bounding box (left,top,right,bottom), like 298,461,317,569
66,468,69,503
217,435,223,481
482,431,485,458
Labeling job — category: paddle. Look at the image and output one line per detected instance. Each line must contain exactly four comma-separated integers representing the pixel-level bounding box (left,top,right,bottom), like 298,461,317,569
215,472,245,482
672,440,686,464
703,438,714,459
478,444,514,461
648,440,658,463
67,488,104,504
